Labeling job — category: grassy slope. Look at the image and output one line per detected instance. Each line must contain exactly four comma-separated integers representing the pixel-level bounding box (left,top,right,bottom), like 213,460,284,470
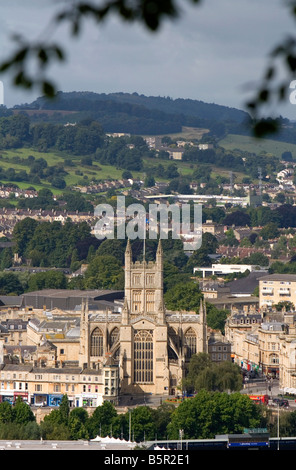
218,134,296,158
2,129,289,193
0,148,144,193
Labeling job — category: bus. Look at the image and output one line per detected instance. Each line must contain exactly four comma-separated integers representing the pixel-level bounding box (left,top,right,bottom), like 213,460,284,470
248,394,269,405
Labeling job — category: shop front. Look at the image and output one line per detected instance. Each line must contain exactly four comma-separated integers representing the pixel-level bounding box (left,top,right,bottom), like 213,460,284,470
48,394,63,407
34,394,48,406
14,392,29,404
80,393,103,408
0,393,14,404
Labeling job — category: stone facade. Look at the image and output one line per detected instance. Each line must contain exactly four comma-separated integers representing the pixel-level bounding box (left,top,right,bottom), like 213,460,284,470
78,240,208,396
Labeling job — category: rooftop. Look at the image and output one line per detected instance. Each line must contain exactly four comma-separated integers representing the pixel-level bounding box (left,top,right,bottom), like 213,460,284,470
259,274,296,282
22,289,123,298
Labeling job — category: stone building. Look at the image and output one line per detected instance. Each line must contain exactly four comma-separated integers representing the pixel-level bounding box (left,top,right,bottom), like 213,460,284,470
78,240,208,396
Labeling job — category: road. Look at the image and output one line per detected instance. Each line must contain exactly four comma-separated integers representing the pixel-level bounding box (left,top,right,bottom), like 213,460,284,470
241,377,296,408
117,377,296,410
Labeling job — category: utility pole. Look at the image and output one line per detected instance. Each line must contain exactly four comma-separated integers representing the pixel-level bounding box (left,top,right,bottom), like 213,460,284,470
277,403,280,451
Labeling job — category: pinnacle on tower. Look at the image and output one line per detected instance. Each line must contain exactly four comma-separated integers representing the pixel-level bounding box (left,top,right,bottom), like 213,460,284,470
125,238,131,253
157,239,163,254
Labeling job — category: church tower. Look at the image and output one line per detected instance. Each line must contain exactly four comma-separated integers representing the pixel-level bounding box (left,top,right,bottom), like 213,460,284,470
123,239,165,324
119,240,169,395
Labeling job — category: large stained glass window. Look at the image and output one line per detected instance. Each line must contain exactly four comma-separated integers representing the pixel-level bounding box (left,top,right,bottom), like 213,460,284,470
90,327,104,357
133,330,153,383
184,327,197,359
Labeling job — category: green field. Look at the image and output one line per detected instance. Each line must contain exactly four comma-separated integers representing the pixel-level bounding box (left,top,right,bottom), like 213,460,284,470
142,126,209,141
0,148,145,193
2,130,289,194
0,144,248,193
219,134,296,158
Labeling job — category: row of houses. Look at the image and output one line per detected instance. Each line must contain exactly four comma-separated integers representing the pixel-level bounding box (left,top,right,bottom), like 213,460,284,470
0,304,120,408
3,272,296,407
0,186,38,199
221,273,296,395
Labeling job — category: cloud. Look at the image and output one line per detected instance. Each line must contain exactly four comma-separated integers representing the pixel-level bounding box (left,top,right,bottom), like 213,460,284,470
0,0,295,118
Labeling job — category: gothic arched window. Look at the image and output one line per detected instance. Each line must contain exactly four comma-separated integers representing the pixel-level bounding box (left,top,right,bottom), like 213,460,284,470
110,327,119,349
184,327,197,359
90,327,104,357
133,329,153,383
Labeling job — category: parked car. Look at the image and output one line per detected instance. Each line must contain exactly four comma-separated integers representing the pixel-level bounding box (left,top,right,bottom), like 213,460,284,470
270,398,289,408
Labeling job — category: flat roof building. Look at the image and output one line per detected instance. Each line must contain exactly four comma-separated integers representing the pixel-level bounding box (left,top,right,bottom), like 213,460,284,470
21,289,124,311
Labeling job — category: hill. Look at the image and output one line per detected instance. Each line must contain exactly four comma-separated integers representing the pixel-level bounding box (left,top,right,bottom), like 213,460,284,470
15,91,249,136
219,134,296,159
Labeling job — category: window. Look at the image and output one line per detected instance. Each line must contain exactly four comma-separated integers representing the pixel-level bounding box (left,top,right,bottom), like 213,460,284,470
132,290,142,312
270,354,279,365
133,274,141,286
110,328,119,348
146,290,155,312
90,328,104,356
146,274,155,285
184,328,197,359
133,330,153,383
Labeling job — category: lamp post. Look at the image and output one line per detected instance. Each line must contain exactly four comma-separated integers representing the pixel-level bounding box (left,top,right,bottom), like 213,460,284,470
277,403,280,451
179,429,183,450
128,409,132,442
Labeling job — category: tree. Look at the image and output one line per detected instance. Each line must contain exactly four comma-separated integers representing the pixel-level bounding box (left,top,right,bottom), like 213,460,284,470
167,390,265,439
183,352,212,392
0,272,24,295
260,222,280,240
183,353,242,393
0,401,14,424
12,217,39,257
51,176,66,189
206,304,229,333
27,270,67,291
59,395,70,426
151,403,175,440
84,254,124,290
95,239,126,265
223,210,251,227
40,412,71,440
194,361,242,393
128,406,156,442
164,282,202,312
12,398,36,425
87,401,117,438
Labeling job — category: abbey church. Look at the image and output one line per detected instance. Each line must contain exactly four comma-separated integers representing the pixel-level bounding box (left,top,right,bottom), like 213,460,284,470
78,240,208,396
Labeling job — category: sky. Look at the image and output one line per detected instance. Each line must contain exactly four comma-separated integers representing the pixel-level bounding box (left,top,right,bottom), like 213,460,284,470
1,0,296,119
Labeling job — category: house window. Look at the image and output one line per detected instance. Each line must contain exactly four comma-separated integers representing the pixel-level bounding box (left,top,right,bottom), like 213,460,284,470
133,330,153,383
270,354,279,365
90,328,104,356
